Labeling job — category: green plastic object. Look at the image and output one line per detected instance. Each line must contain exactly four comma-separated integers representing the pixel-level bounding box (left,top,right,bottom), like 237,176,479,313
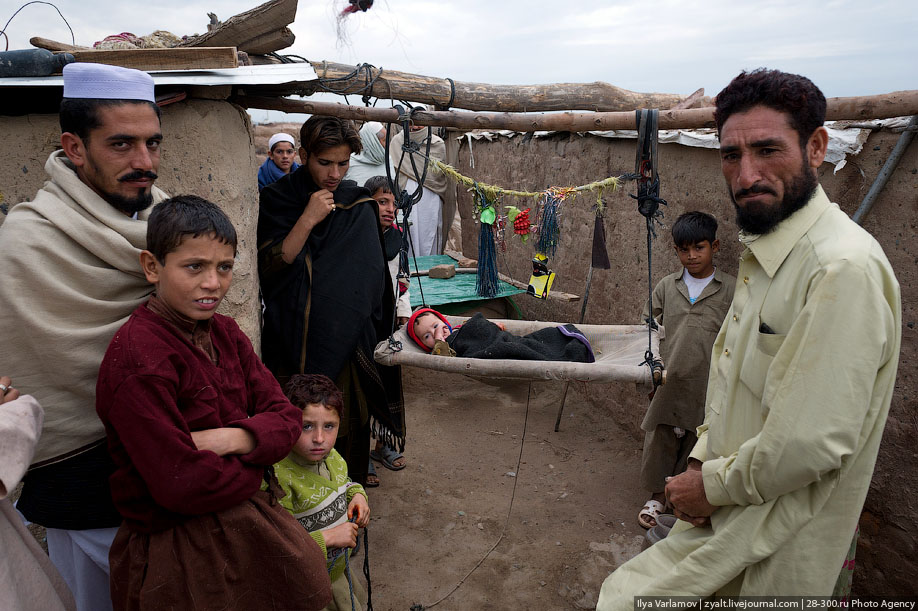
407,255,524,309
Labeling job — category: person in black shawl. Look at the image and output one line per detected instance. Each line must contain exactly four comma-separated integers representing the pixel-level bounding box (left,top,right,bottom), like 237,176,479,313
257,116,404,485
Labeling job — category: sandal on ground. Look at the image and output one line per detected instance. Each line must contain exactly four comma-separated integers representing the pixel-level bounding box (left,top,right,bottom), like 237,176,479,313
365,459,380,487
370,445,406,471
638,499,665,529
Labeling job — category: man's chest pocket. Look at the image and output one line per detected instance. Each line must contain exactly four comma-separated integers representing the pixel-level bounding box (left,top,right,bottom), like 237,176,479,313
738,323,785,400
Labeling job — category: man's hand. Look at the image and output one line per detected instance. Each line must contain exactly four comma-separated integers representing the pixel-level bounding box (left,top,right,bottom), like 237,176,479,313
0,376,20,404
302,189,336,228
348,494,370,528
665,462,716,527
322,522,358,549
191,427,256,456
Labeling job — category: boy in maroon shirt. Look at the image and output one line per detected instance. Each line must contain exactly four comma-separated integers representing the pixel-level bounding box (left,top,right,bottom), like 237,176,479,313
96,195,330,610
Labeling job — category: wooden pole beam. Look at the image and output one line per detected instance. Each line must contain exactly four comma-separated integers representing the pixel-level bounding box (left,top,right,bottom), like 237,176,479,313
235,94,716,130
301,60,699,112
235,91,918,132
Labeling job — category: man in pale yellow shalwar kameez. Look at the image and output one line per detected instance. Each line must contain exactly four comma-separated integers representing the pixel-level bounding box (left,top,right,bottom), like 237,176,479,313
597,69,901,608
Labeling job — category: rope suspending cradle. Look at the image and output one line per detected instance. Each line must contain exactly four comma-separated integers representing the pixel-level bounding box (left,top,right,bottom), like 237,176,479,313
383,104,435,352
632,109,666,389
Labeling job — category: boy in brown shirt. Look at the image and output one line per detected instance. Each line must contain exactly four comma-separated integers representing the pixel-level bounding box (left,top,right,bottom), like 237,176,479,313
638,211,735,530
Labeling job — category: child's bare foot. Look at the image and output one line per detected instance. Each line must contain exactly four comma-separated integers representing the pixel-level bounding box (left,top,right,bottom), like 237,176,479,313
366,459,380,487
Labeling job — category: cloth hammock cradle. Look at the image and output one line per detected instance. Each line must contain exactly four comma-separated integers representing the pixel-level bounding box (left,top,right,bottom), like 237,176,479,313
374,315,664,388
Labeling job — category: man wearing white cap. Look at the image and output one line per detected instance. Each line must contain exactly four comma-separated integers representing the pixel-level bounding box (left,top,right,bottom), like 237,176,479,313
0,62,168,611
258,132,300,190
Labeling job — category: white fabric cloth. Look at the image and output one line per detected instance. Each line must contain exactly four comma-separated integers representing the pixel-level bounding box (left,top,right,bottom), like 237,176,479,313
268,132,295,150
404,179,442,257
0,150,168,464
62,63,154,101
681,268,715,302
0,394,75,611
345,122,394,188
387,254,411,319
46,527,117,611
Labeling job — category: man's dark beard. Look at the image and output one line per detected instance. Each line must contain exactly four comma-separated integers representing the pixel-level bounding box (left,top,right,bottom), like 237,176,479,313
107,170,158,215
106,190,154,215
730,159,817,235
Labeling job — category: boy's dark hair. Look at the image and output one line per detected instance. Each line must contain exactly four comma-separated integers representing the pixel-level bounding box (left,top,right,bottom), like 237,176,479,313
364,175,392,195
714,68,826,148
146,195,237,264
283,374,344,419
60,99,162,142
672,211,718,247
299,116,362,158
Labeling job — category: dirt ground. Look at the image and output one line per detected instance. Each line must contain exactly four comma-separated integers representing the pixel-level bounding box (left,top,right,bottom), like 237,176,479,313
357,367,650,611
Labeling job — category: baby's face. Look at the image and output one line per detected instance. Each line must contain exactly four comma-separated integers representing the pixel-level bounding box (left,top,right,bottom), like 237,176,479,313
414,314,451,349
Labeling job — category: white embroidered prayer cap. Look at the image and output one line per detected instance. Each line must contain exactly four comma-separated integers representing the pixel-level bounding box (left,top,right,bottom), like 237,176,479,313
62,63,155,102
268,133,296,150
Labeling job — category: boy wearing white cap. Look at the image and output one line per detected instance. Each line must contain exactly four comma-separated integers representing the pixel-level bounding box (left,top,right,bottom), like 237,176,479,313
0,62,169,611
258,132,300,190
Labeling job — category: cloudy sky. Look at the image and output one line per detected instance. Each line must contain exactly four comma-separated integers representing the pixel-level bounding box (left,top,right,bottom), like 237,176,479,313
3,0,916,122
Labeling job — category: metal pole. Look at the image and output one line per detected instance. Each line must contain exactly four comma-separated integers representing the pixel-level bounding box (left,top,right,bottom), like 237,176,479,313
852,116,918,225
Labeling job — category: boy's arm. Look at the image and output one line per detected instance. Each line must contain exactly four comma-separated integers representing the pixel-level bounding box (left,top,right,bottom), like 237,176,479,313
228,323,303,466
640,278,666,325
101,373,269,516
345,483,367,504
347,488,370,528
308,530,328,559
396,289,412,321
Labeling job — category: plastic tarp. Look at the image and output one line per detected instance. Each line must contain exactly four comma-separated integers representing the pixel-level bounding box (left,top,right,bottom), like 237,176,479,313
407,255,524,309
461,119,896,173
374,315,663,387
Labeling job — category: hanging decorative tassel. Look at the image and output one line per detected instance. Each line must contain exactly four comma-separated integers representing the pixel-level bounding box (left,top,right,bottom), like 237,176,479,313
474,185,500,298
535,190,568,258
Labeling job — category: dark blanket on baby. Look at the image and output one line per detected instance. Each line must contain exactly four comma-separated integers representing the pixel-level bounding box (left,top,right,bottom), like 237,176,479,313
446,313,595,362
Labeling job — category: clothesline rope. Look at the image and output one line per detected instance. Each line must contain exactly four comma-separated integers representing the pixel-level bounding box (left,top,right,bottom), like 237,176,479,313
428,158,640,210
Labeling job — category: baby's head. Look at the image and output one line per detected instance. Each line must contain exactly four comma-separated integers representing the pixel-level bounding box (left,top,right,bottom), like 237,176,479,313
283,374,343,463
407,308,452,351
364,175,396,229
140,195,237,321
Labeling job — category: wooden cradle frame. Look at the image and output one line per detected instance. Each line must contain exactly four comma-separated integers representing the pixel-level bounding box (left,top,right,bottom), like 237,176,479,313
374,316,664,388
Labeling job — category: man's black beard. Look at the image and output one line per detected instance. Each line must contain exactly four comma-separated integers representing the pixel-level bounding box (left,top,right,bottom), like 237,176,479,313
731,160,817,235
106,190,154,215
107,169,158,214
